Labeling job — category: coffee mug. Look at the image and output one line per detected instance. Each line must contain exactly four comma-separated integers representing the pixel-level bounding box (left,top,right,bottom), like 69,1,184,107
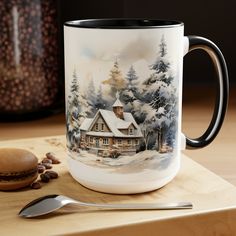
64,19,229,194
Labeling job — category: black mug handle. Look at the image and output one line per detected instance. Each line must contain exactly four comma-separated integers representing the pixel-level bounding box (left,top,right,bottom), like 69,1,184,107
184,36,229,149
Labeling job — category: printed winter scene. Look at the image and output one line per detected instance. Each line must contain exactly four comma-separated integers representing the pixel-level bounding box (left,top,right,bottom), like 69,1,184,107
66,34,179,171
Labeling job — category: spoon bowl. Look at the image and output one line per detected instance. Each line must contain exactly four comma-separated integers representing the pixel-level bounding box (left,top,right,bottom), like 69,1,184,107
19,194,193,218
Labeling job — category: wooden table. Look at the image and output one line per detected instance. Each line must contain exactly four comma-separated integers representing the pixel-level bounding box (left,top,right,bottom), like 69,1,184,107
1,135,236,235
0,87,235,235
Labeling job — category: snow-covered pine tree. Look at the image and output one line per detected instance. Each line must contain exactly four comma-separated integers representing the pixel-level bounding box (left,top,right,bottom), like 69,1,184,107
143,73,158,86
150,35,170,73
162,85,178,148
121,65,139,107
66,69,92,150
141,35,177,152
118,65,149,132
102,60,126,96
148,35,173,87
70,69,80,108
69,69,91,122
126,65,138,88
66,69,80,149
93,85,108,111
86,78,97,115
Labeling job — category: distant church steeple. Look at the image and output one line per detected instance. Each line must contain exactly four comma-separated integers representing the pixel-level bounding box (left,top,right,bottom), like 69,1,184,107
112,92,124,119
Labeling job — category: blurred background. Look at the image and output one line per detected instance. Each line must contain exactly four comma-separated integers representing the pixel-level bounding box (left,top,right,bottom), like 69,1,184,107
0,0,233,133
60,0,235,89
0,0,234,121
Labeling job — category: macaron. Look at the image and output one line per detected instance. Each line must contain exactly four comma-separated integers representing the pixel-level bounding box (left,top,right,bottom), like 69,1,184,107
0,148,38,191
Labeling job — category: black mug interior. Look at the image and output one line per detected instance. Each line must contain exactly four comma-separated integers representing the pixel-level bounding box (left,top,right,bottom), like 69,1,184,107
64,18,183,28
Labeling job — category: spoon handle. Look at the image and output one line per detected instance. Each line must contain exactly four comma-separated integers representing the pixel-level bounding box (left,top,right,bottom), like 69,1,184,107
19,195,193,218
75,201,193,210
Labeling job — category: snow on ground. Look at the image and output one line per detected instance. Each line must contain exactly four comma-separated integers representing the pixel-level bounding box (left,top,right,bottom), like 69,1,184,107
70,149,175,174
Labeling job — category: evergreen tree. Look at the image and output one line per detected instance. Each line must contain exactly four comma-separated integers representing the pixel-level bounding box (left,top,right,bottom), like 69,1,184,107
148,35,174,112
143,73,158,86
94,85,107,111
159,35,167,57
102,60,126,96
119,65,141,114
120,65,137,104
141,35,177,152
150,35,170,74
66,69,80,149
126,65,138,88
87,78,97,114
66,69,92,150
68,69,80,121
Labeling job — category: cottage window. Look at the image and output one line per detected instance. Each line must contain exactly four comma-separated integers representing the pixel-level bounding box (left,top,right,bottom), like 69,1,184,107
129,128,133,134
118,139,122,144
101,123,104,131
95,138,99,147
90,137,93,142
95,124,98,130
103,138,108,145
128,140,131,145
135,139,139,145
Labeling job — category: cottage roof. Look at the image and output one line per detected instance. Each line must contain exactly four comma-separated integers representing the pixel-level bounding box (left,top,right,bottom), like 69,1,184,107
80,109,143,138
86,131,114,137
112,98,123,107
112,91,123,107
80,118,93,131
99,109,142,137
116,120,131,129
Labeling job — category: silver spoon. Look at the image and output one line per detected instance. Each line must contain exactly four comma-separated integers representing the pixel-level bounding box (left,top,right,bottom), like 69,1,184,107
19,194,193,218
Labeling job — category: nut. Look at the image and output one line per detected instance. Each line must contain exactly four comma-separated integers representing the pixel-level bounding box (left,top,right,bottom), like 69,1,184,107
30,181,41,189
52,159,61,164
40,173,50,183
42,158,52,164
45,152,55,159
46,152,61,164
45,170,58,179
37,164,46,173
42,163,52,169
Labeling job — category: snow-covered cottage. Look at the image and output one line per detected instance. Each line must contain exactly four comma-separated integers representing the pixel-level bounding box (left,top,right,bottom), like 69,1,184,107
79,95,143,157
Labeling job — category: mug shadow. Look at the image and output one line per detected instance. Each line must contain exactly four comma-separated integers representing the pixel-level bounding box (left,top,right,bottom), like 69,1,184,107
57,171,168,204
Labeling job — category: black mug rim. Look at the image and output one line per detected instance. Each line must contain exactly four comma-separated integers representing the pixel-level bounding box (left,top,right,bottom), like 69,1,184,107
64,18,184,29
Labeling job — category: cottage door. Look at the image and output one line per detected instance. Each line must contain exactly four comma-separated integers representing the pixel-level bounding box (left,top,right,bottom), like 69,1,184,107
95,138,99,147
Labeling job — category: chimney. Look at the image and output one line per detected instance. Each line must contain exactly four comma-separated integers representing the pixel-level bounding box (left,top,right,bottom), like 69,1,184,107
112,92,124,119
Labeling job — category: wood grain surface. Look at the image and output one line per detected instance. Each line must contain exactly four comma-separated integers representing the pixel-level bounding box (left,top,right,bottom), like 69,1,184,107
0,87,235,186
0,136,236,235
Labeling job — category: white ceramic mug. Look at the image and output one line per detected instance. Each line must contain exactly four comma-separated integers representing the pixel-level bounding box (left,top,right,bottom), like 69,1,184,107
64,19,229,194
